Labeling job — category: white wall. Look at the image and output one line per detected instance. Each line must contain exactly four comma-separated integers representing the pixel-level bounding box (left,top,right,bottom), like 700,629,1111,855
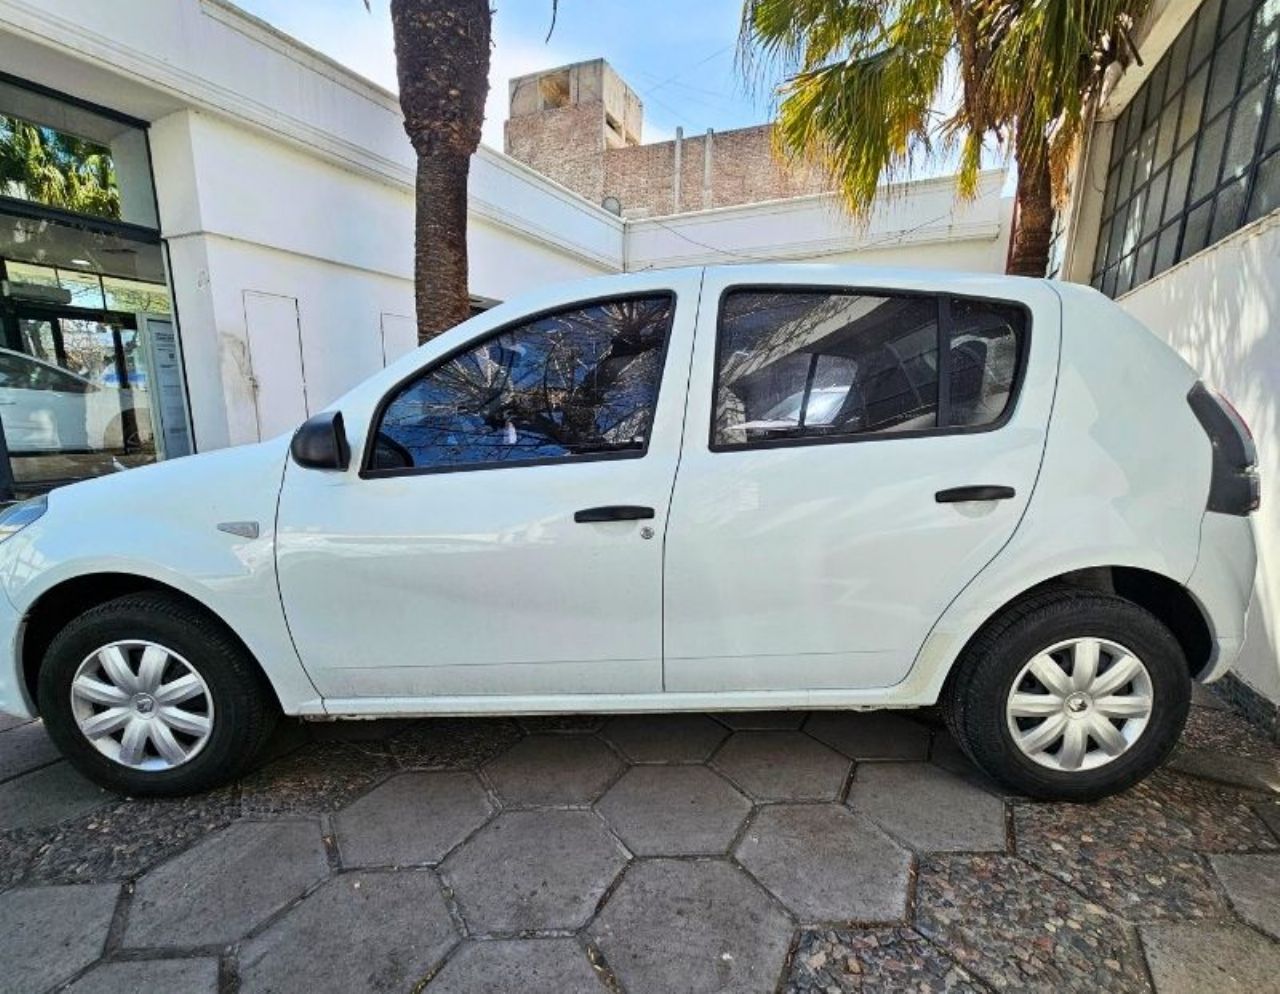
1115,213,1280,703
147,109,617,449
627,171,1010,272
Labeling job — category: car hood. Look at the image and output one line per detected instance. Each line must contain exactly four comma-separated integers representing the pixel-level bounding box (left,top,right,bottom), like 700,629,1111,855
41,437,293,535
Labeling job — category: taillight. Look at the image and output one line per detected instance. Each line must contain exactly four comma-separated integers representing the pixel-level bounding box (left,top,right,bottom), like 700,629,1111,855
1187,382,1260,515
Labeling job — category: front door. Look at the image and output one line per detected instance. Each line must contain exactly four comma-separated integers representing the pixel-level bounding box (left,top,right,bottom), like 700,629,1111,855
276,274,700,704
663,270,1060,693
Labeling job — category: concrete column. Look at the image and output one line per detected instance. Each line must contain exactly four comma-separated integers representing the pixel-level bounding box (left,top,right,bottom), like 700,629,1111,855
703,129,714,209
673,126,683,214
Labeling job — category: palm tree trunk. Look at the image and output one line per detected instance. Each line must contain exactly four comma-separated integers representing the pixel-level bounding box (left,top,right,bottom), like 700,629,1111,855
413,150,473,338
1007,125,1054,277
389,0,490,343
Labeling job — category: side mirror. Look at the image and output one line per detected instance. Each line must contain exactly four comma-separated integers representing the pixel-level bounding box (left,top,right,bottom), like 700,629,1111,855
290,411,351,471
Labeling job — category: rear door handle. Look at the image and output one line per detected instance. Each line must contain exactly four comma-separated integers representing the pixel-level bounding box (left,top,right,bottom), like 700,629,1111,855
935,485,1016,503
574,505,656,523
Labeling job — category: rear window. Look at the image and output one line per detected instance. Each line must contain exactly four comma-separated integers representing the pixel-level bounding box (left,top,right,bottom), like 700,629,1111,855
712,289,1026,449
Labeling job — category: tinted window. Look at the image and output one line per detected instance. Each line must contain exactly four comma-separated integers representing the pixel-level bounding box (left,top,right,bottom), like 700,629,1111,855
370,295,673,472
715,291,938,447
713,290,1023,448
945,299,1025,427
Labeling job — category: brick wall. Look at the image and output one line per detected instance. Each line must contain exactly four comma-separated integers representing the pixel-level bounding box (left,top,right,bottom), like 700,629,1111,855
507,109,834,217
504,104,608,206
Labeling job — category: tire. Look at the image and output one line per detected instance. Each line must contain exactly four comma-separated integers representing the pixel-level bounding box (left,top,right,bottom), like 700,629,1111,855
942,587,1190,801
38,592,278,797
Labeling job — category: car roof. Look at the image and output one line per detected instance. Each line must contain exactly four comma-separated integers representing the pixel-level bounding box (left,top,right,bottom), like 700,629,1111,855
0,346,93,384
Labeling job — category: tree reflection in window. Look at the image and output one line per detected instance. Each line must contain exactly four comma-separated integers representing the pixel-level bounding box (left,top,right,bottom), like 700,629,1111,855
372,295,673,471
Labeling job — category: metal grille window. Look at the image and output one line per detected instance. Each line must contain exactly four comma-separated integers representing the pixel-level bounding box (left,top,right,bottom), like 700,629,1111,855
1092,0,1280,296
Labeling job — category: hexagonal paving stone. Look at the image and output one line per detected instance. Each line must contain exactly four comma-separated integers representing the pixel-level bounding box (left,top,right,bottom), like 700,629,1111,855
0,763,110,831
15,788,239,887
787,927,984,993
914,855,1150,992
590,859,792,994
711,731,850,801
61,958,220,994
735,804,911,924
928,730,1017,797
597,765,750,855
483,734,623,806
124,820,329,948
0,721,60,782
427,938,607,993
334,771,492,867
1141,921,1280,994
239,871,457,993
442,809,627,933
1210,853,1280,940
0,884,119,994
601,714,727,763
805,712,930,760
715,710,807,730
847,763,1007,852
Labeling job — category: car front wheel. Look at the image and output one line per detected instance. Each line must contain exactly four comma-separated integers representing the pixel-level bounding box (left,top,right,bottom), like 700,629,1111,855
942,588,1191,801
38,592,277,796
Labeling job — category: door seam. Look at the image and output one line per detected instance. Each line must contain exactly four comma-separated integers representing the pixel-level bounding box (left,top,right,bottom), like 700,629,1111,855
660,267,707,693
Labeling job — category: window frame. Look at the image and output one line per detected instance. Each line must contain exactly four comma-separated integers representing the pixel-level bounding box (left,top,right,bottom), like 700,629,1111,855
1091,0,1280,295
707,284,1033,454
359,290,680,480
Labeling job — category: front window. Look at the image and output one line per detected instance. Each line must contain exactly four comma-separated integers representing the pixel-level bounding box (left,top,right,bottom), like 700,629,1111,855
713,290,1025,448
368,294,674,473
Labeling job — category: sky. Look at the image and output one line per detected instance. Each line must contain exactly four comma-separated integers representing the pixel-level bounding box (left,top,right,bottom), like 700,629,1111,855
230,0,773,149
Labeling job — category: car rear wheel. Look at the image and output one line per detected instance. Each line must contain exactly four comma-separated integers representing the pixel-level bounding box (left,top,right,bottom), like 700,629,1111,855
38,592,277,796
942,588,1190,801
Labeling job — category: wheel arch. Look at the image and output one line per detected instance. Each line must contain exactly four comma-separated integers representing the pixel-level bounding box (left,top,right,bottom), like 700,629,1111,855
20,572,286,715
939,565,1213,698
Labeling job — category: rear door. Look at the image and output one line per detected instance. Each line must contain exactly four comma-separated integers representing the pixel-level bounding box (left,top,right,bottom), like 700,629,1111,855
663,269,1060,692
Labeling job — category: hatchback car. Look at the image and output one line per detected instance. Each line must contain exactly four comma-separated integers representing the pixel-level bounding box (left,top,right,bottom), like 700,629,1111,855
0,266,1258,800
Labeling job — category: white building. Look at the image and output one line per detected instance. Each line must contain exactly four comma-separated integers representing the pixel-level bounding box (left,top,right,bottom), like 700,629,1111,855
0,0,1010,487
1052,0,1280,721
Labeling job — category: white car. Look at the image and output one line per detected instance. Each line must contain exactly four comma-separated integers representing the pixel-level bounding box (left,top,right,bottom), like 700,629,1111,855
0,266,1259,800
0,347,151,455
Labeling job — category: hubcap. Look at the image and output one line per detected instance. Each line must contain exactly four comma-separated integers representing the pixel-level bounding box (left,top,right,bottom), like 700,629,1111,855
69,640,215,771
1005,637,1153,773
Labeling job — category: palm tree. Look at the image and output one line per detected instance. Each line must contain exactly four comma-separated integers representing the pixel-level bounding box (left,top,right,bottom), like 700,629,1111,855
386,0,491,342
740,1,1148,277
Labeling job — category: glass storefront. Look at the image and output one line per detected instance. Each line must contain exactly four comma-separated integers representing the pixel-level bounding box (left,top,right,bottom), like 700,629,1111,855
0,73,188,494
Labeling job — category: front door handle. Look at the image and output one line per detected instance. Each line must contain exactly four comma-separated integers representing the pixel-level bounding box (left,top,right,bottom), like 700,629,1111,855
574,505,655,523
935,485,1016,503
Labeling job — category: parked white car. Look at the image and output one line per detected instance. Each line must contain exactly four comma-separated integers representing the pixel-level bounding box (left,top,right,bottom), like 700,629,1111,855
0,347,151,454
0,266,1259,800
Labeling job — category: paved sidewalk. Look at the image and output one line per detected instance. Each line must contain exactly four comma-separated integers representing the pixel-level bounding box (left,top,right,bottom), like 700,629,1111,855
0,691,1277,994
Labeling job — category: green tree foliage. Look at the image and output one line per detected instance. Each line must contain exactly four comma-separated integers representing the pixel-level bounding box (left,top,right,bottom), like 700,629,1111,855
740,0,1149,275
0,116,121,220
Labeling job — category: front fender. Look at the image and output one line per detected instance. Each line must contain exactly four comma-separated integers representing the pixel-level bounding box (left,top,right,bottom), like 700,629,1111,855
0,440,323,716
